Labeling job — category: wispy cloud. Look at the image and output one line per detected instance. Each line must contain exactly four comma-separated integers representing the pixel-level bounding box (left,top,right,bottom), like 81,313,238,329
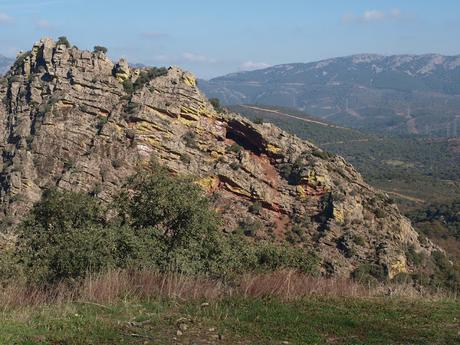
182,52,216,63
342,8,405,24
0,12,13,24
240,61,271,71
35,19,53,30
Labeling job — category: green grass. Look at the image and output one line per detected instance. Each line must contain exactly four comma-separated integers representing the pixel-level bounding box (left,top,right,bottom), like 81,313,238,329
1,297,458,344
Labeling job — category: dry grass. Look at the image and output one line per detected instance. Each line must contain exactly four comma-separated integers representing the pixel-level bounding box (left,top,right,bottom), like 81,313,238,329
0,269,455,310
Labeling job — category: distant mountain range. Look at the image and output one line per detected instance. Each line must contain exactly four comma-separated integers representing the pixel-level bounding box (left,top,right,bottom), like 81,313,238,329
0,55,13,75
199,54,460,136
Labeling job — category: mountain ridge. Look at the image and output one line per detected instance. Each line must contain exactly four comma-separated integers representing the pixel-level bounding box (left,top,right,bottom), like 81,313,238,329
0,54,13,75
199,53,460,136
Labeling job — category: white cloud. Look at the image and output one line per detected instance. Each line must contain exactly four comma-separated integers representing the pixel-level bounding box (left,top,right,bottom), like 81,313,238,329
342,8,404,24
240,61,271,71
363,10,386,22
0,12,13,24
35,19,53,30
182,52,216,63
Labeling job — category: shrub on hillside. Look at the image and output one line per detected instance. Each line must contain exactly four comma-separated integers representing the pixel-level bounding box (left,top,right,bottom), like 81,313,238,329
93,46,108,54
209,98,222,112
116,161,225,274
12,162,321,284
57,36,71,48
14,190,149,284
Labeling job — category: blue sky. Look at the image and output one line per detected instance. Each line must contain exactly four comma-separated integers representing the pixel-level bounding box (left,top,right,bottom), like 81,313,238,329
0,0,459,78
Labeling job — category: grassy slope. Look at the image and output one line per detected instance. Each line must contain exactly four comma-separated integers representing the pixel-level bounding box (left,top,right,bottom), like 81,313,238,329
1,297,459,345
230,105,460,210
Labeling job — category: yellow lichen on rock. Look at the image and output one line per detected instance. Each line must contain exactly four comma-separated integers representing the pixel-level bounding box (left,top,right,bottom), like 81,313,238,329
183,74,196,87
135,120,170,134
177,116,196,127
388,256,407,279
196,176,220,192
296,185,308,200
224,183,252,198
266,143,282,154
333,207,345,224
301,169,327,187
210,151,222,160
142,136,159,147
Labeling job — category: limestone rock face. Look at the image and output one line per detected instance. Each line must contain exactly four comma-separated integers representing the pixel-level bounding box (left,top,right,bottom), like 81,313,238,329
0,38,439,277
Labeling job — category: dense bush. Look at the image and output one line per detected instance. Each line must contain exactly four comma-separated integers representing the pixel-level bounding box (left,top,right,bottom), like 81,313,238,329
133,67,168,90
93,46,108,54
15,190,154,284
123,68,168,95
209,98,222,112
115,162,225,274
57,36,71,48
352,263,386,284
9,160,322,285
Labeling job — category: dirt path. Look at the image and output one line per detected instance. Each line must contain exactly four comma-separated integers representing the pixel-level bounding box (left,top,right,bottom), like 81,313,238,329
321,138,372,146
382,190,425,204
241,105,350,130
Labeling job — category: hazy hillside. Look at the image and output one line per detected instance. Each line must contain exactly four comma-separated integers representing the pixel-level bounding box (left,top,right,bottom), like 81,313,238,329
0,55,13,75
201,54,460,136
231,104,460,209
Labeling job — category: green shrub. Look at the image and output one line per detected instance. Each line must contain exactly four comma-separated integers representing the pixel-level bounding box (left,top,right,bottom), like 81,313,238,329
405,244,423,267
116,161,224,274
236,219,261,237
374,209,386,218
209,98,222,112
352,263,386,284
182,131,197,148
253,242,319,274
352,234,365,246
57,36,70,48
180,153,191,164
0,247,20,284
229,162,241,170
122,79,134,94
312,149,333,160
133,67,168,91
226,143,242,154
93,46,108,54
248,201,262,215
125,102,139,114
15,190,113,283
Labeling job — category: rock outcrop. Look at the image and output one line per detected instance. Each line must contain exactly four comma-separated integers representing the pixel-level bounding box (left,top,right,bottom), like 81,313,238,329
0,38,438,277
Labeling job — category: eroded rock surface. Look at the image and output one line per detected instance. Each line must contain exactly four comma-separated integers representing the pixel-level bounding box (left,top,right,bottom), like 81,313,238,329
0,38,438,277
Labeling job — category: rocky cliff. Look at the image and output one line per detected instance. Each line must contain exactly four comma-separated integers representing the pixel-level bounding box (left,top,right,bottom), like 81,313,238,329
0,38,438,278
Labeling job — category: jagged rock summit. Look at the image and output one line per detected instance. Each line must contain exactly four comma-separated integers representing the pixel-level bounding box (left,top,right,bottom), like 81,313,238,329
0,38,437,277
